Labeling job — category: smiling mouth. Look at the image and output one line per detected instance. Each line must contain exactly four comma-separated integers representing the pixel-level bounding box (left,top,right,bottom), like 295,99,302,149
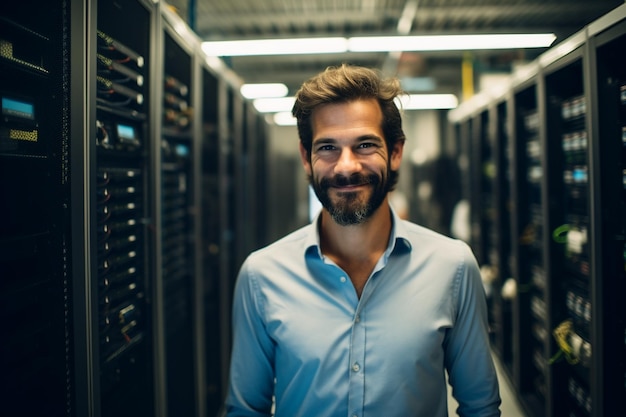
321,173,378,194
331,182,369,192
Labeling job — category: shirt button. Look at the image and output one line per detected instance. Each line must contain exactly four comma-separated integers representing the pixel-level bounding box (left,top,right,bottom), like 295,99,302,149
340,276,347,283
352,362,360,372
355,315,360,323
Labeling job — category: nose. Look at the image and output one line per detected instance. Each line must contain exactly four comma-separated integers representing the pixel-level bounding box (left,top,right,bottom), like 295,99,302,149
334,147,361,175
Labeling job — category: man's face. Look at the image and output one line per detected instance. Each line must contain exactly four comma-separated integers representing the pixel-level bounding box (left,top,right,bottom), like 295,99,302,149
299,98,403,225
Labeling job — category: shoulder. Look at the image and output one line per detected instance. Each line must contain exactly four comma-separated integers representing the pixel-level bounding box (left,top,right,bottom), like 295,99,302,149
399,220,474,260
395,220,480,294
235,224,319,307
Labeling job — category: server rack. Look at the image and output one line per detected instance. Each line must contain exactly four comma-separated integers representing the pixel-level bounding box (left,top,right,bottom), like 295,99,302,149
511,77,553,416
465,97,516,370
246,107,269,249
217,80,242,409
0,2,71,416
93,1,156,415
191,45,207,417
449,4,626,416
200,61,224,415
491,99,514,371
223,84,242,283
1,1,268,415
543,47,591,417
591,15,626,416
252,112,269,248
159,16,199,417
469,109,492,267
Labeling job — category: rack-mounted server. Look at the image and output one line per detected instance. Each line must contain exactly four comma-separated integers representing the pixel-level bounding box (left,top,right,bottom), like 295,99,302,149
543,57,592,417
0,3,70,416
95,1,154,414
161,28,196,417
512,84,553,414
491,101,515,370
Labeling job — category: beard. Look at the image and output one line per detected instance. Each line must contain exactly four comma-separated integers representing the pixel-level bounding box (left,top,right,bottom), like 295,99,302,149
309,169,392,226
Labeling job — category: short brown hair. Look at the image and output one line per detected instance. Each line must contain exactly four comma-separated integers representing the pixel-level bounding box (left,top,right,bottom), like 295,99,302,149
292,64,406,157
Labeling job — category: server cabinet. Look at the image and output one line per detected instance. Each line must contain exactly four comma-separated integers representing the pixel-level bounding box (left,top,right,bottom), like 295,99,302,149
246,108,268,249
200,63,227,415
592,17,626,416
456,95,517,394
216,82,243,388
223,84,244,282
467,109,498,335
235,101,269,258
93,1,156,415
252,111,269,248
543,49,591,417
511,80,552,416
468,110,491,266
237,101,253,264
1,1,265,415
490,99,515,371
159,21,198,417
0,2,72,416
449,4,626,417
460,118,472,199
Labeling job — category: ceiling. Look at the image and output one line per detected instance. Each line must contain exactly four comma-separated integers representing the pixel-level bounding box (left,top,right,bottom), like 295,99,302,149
166,0,624,99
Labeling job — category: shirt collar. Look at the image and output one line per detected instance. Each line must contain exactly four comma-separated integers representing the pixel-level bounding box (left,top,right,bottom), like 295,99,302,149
304,205,412,260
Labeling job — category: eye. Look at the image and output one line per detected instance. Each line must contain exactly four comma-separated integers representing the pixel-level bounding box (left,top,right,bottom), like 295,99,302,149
315,144,337,152
356,142,379,153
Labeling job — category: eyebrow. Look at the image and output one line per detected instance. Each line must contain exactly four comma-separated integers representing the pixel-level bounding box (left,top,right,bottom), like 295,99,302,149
313,134,385,146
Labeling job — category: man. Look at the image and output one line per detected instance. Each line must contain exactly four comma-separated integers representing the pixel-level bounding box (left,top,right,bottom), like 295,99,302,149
225,64,501,417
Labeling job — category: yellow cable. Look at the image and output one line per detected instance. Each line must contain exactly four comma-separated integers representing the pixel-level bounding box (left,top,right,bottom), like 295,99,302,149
462,52,474,101
549,319,579,365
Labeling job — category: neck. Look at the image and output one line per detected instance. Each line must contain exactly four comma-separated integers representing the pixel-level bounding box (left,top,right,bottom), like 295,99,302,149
319,200,393,262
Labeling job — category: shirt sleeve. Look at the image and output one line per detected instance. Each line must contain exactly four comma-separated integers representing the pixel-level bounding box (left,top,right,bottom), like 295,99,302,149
225,259,275,417
444,242,502,417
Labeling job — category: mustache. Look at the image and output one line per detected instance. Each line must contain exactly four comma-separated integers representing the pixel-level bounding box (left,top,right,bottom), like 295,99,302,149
320,173,380,189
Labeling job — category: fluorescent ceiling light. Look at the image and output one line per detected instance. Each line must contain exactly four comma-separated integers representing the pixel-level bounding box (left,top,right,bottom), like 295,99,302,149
270,97,455,124
396,94,458,110
348,33,556,52
241,83,289,99
202,37,347,56
202,33,556,56
254,94,455,114
253,97,296,113
273,112,297,126
400,77,436,92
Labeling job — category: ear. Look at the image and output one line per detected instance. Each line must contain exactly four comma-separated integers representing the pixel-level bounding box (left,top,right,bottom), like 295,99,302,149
389,140,404,171
299,142,312,176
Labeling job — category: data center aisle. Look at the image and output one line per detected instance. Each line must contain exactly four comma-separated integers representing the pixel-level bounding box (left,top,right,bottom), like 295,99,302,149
447,352,526,417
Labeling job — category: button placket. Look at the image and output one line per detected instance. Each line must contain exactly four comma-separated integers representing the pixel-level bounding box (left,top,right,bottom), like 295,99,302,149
347,303,365,417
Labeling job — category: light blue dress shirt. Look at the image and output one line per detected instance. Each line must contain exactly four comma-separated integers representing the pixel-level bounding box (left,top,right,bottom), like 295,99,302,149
226,209,501,417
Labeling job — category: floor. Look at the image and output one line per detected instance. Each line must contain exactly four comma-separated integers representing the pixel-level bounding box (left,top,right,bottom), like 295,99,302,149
447,351,526,417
